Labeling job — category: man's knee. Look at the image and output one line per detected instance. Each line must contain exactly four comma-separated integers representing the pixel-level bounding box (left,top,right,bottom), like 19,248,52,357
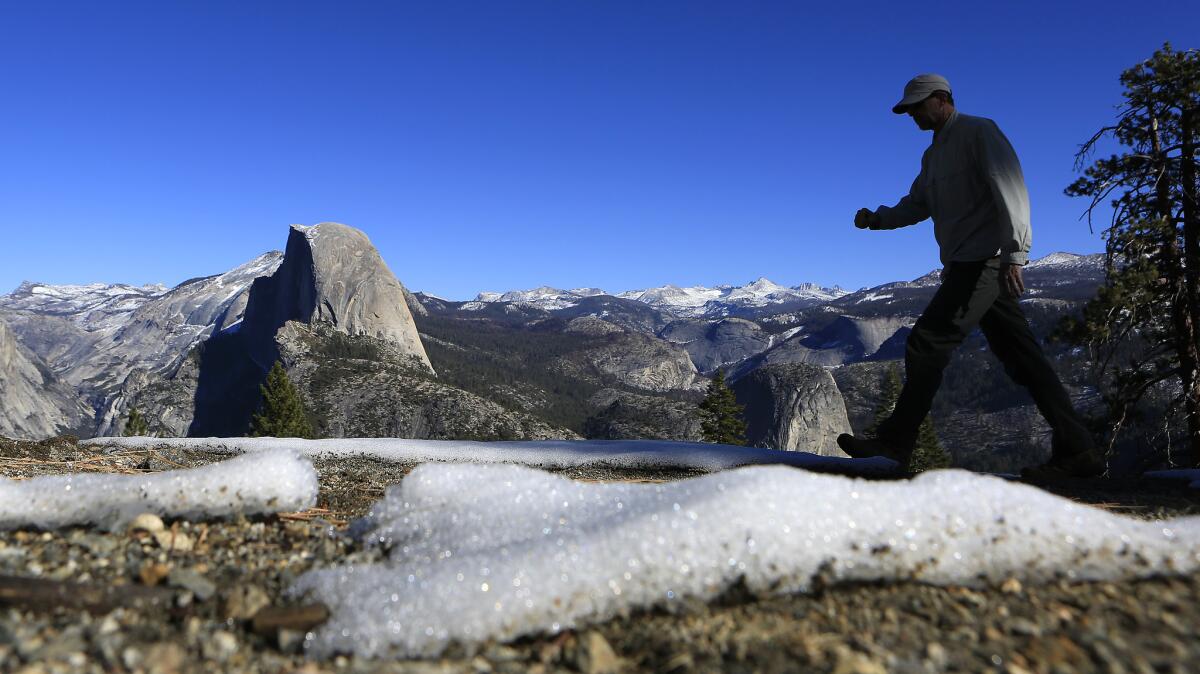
905,326,953,371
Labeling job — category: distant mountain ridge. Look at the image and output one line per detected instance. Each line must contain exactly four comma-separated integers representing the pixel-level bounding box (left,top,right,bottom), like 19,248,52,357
0,247,1104,440
469,277,850,318
463,252,1102,318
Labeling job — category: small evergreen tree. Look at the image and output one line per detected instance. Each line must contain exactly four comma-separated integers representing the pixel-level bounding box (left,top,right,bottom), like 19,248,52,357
698,369,747,445
122,407,149,437
911,416,951,472
249,361,315,438
868,364,951,472
866,365,903,437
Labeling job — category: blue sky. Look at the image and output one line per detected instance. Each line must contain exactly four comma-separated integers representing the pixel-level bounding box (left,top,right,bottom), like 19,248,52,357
2,1,1197,299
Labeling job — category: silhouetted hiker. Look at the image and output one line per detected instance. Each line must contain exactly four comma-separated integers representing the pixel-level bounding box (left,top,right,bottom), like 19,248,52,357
837,74,1105,480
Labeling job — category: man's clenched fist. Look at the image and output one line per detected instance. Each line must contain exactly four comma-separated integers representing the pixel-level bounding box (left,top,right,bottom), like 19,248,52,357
854,208,880,229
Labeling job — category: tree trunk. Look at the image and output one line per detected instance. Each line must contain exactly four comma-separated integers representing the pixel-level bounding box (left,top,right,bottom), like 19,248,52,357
1180,108,1200,466
1152,114,1200,466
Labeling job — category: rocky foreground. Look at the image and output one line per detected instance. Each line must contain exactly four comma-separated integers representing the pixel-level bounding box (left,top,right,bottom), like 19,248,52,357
2,437,1199,674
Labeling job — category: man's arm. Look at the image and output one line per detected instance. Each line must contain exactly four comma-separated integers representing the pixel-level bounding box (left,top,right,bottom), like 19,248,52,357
977,120,1031,266
854,175,929,230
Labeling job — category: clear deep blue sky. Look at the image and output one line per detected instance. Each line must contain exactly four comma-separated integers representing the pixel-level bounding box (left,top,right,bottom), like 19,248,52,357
2,2,1197,299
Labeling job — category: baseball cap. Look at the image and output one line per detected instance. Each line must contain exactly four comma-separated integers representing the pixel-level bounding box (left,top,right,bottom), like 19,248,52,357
892,74,952,114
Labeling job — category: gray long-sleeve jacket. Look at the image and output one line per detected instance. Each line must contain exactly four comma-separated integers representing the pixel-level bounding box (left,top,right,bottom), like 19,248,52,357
873,110,1031,266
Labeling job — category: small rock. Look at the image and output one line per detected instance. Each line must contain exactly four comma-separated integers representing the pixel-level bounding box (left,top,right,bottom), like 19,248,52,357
74,533,119,556
128,513,165,535
925,642,948,669
153,529,194,552
1000,577,1023,595
139,562,171,586
575,631,621,674
831,645,887,674
276,629,305,654
168,568,216,601
222,584,272,621
202,630,238,663
143,642,185,674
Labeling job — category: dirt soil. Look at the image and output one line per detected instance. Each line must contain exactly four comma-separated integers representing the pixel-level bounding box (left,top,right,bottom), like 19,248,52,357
1,435,1199,674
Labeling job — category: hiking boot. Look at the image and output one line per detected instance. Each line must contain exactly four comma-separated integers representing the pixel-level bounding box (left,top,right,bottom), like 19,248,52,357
837,433,912,472
1020,451,1107,482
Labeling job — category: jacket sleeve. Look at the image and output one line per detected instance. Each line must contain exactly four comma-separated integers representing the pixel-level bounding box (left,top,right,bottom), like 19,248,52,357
978,121,1031,265
874,174,930,230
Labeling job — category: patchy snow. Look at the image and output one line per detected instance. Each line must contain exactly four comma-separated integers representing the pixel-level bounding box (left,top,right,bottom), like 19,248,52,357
85,437,898,475
856,292,894,303
1027,252,1104,270
0,449,317,530
291,463,1200,658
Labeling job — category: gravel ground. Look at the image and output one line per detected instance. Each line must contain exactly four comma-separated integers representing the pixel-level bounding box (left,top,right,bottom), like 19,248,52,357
2,436,1199,674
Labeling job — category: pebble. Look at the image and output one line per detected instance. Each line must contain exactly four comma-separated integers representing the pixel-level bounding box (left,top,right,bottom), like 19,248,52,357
222,584,272,621
202,630,238,662
128,513,165,535
167,568,216,601
153,530,193,552
138,562,170,586
575,631,621,674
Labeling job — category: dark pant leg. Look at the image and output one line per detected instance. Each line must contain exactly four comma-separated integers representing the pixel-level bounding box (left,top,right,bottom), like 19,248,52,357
878,258,1002,450
978,293,1096,457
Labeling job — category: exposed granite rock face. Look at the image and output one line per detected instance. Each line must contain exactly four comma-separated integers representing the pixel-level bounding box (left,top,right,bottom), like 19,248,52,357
583,388,703,441
276,323,575,440
0,253,282,436
0,319,90,439
564,316,625,336
581,334,703,393
731,363,851,456
729,316,912,379
112,351,202,438
240,223,432,373
660,318,773,374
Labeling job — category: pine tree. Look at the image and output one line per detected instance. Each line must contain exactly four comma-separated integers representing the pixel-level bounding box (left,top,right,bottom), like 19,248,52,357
866,365,903,436
249,361,315,438
1056,44,1200,467
698,369,747,445
911,416,951,472
123,407,149,437
868,364,951,472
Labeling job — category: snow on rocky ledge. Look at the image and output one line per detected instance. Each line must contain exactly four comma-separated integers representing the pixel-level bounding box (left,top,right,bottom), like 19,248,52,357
0,448,317,530
291,463,1200,658
85,437,900,475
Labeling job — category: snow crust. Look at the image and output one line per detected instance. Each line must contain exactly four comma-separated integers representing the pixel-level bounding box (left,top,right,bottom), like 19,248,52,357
293,463,1200,658
0,449,317,530
86,437,898,475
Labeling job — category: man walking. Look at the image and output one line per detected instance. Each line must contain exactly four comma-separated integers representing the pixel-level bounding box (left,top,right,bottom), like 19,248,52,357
838,74,1105,480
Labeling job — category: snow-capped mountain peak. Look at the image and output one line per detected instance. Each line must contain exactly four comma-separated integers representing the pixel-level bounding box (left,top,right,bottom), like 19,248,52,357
467,278,850,318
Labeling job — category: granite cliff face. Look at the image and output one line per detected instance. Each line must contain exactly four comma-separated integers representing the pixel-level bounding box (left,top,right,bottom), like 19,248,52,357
239,223,431,373
659,318,773,375
275,323,574,440
0,319,90,439
0,254,282,435
731,363,852,457
580,333,703,393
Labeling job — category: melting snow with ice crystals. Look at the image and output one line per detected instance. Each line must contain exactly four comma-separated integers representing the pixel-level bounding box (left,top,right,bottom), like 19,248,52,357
0,449,317,530
87,436,899,475
293,463,1200,658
